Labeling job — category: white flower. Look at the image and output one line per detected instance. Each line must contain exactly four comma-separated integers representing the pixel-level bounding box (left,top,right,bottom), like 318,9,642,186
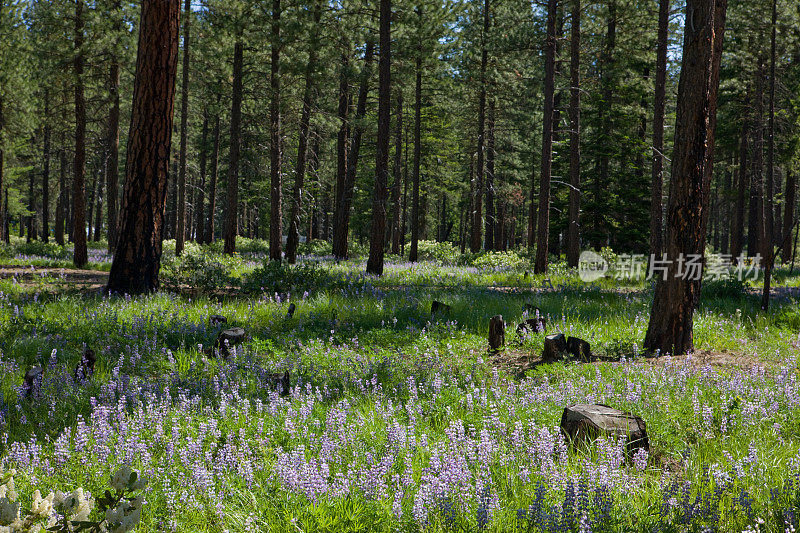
30,490,55,518
110,466,133,492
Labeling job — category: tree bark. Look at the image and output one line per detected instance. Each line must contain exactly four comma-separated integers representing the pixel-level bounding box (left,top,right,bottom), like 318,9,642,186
269,0,283,262
286,0,322,263
224,38,244,255
762,0,778,310
106,0,179,294
333,40,375,259
650,0,669,260
534,0,557,274
42,89,51,243
643,0,726,355
206,109,220,243
566,0,581,268
0,95,4,243
106,1,122,251
390,92,403,254
367,0,391,275
470,0,489,253
194,110,208,244
485,97,496,251
782,169,795,263
175,0,192,255
334,48,350,247
55,140,66,245
73,0,88,267
93,165,104,241
409,53,422,262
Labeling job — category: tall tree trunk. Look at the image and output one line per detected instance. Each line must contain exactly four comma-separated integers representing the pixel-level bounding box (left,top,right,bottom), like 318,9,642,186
485,97,496,251
409,53,422,262
106,1,121,251
86,165,96,242
650,0,669,260
527,152,536,247
286,0,322,263
27,163,36,243
334,49,350,247
643,0,726,355
762,0,778,309
592,0,616,247
0,95,4,243
94,166,104,241
269,0,283,262
566,0,581,267
195,110,208,244
73,0,88,267
721,163,732,254
106,0,179,294
224,38,243,255
367,0,391,275
175,0,192,255
752,58,765,261
471,0,489,253
782,169,795,263
333,40,375,259
206,109,220,242
55,141,66,245
534,0,557,274
42,89,51,243
390,92,403,254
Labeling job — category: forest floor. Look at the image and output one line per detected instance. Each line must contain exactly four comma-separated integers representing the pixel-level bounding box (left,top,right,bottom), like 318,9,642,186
1,238,799,532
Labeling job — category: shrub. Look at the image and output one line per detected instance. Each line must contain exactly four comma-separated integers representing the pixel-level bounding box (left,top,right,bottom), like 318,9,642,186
701,278,748,300
12,241,71,260
241,260,332,294
160,251,237,292
470,251,528,272
414,240,461,265
297,239,333,257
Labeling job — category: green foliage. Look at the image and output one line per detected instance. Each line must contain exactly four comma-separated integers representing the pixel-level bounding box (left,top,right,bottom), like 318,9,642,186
701,278,749,301
413,240,461,265
160,251,238,293
241,259,332,294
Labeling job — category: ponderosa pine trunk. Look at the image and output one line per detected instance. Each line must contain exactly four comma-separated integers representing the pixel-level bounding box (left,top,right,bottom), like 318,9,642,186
527,153,536,247
534,0,557,274
762,0,778,310
334,48,350,249
643,0,726,355
55,140,66,245
485,98,496,251
566,0,581,268
286,0,322,264
333,40,374,260
42,89,50,243
269,0,283,262
175,0,191,255
650,0,669,260
224,38,243,255
409,53,422,262
206,109,220,242
0,95,4,243
195,111,208,244
73,0,88,267
782,169,796,263
106,0,121,251
390,92,403,254
106,0,179,294
366,0,391,276
471,0,489,253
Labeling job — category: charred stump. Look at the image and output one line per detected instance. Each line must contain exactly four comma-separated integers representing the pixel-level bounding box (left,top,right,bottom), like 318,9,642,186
542,333,567,363
488,315,505,352
560,403,649,457
74,347,96,382
566,336,591,362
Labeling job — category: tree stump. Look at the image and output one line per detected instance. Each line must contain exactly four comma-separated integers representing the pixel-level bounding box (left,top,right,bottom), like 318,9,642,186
267,371,291,397
431,301,451,316
488,315,505,352
560,404,649,456
213,327,246,359
286,303,296,319
541,333,567,363
517,317,547,336
74,347,96,382
23,366,43,399
209,314,227,327
566,336,592,362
